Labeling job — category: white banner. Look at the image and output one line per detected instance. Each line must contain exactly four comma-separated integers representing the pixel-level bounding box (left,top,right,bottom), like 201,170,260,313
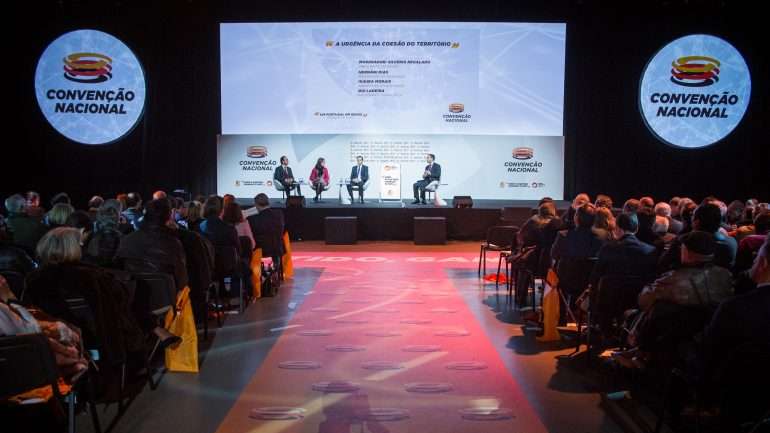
379,163,401,200
217,134,564,200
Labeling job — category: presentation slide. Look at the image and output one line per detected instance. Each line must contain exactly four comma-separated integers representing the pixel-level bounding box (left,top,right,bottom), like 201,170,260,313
219,22,566,200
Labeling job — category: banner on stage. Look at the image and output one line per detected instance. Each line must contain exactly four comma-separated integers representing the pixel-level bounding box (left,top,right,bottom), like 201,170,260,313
379,163,401,200
217,134,563,200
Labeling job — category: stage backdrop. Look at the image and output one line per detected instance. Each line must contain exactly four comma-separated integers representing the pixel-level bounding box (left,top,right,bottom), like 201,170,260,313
218,22,566,200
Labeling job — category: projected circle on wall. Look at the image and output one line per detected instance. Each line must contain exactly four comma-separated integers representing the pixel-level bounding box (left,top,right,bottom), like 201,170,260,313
34,30,146,145
639,34,751,149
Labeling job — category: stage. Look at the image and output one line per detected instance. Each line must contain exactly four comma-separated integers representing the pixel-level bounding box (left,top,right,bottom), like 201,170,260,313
235,198,570,241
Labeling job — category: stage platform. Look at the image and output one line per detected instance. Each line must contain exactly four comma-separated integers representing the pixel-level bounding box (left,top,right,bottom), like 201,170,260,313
235,198,569,241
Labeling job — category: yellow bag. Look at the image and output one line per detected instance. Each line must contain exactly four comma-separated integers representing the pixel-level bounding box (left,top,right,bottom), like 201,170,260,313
250,248,263,298
537,268,561,342
164,286,199,373
282,232,294,279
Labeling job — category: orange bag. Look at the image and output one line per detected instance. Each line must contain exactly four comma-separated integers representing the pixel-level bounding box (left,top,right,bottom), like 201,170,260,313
537,268,561,342
282,232,294,279
250,248,263,298
164,287,199,373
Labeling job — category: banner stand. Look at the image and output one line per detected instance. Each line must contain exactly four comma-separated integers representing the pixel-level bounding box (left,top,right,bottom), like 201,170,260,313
379,163,403,206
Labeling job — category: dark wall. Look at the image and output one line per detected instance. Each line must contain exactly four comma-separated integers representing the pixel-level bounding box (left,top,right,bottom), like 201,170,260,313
6,0,769,209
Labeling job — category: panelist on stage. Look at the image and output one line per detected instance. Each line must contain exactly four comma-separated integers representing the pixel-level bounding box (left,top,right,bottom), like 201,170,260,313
412,153,441,205
273,156,300,200
347,155,369,203
309,157,330,202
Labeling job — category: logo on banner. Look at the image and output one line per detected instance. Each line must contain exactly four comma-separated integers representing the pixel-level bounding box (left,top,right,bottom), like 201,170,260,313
670,56,720,87
246,146,268,158
444,102,471,123
640,34,751,149
63,53,113,83
512,147,534,160
448,103,464,113
34,29,146,145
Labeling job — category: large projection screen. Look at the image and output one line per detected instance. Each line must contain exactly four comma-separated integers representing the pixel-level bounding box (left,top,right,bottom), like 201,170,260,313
219,22,566,200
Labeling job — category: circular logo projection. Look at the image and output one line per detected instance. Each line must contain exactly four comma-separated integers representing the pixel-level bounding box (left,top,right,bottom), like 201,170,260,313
35,30,146,145
639,34,751,149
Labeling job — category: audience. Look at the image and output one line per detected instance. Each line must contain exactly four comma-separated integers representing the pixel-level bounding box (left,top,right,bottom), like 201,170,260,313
564,193,590,230
590,212,658,287
84,202,124,267
654,201,683,234
592,206,615,241
222,201,255,250
199,196,239,252
622,198,640,214
594,194,613,210
46,203,75,230
4,194,47,252
122,192,143,230
117,199,188,290
551,203,603,261
659,203,738,272
247,193,285,265
24,191,46,219
182,200,204,232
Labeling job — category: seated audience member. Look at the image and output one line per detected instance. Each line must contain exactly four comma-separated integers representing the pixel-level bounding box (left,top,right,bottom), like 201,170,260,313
4,194,47,253
87,195,104,220
590,212,658,288
199,196,239,252
83,203,123,267
49,192,71,207
518,200,563,251
594,194,613,210
725,200,745,230
116,199,189,291
24,191,46,219
659,203,738,272
564,193,590,230
122,192,143,230
678,199,697,234
734,211,770,273
622,198,641,214
655,201,683,234
639,196,655,210
699,236,770,418
152,190,167,200
165,210,213,325
1,275,88,380
638,231,733,311
222,201,255,250
46,203,75,230
0,240,36,277
652,215,677,249
65,210,94,246
551,203,604,262
669,196,682,219
23,228,152,359
592,206,616,242
634,206,661,250
183,200,204,232
247,193,285,265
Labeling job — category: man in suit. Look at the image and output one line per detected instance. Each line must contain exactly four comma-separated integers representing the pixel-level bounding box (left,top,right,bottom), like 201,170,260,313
412,153,441,205
247,193,285,265
347,155,369,204
590,212,658,287
273,156,301,198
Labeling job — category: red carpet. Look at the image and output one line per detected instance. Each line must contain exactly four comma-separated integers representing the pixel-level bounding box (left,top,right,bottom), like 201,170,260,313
215,252,547,433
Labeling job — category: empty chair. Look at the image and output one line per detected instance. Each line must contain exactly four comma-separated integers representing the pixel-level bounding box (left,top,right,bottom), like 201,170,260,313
478,226,519,288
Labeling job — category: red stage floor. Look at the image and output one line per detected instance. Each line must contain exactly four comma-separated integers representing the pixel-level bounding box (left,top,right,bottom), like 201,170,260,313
215,251,547,433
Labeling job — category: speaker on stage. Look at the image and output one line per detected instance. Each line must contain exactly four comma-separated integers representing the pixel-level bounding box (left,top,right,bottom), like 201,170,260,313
286,196,305,208
452,196,473,209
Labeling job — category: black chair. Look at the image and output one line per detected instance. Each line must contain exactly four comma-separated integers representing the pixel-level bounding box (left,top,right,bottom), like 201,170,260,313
238,236,254,310
585,274,647,363
0,270,26,299
510,246,551,309
213,245,243,314
130,271,177,389
478,226,518,286
554,257,598,356
0,333,89,433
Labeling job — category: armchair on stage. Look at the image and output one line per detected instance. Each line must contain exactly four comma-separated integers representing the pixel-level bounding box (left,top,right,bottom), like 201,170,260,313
339,178,371,204
425,181,447,207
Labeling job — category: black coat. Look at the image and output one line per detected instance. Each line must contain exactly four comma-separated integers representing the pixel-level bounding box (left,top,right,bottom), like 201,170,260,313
422,163,441,181
551,227,604,261
116,225,189,290
590,233,658,286
349,164,369,183
247,208,285,258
